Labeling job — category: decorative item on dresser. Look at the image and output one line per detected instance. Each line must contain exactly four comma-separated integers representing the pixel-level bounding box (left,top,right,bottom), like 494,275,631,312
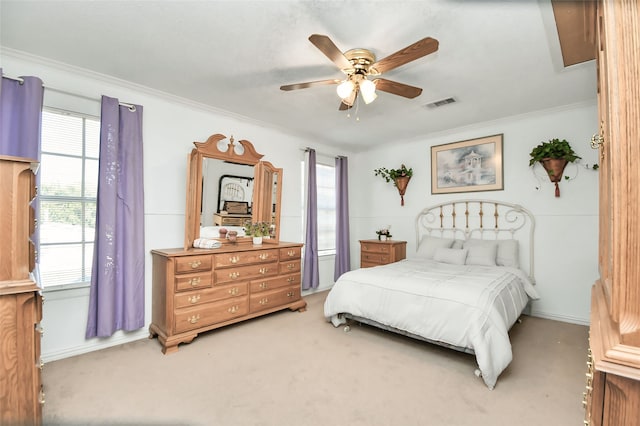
585,0,640,424
0,155,43,425
149,243,305,354
150,134,306,353
360,239,407,268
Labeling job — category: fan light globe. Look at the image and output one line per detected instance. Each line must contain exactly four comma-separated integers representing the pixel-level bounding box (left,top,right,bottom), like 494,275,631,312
336,80,354,99
360,79,377,104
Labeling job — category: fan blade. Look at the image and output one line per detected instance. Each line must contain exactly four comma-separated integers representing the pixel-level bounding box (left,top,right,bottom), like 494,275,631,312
374,78,423,98
309,34,353,71
280,79,341,91
370,37,439,74
339,90,357,110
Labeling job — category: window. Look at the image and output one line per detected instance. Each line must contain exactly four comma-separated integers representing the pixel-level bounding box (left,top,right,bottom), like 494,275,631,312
302,157,336,254
39,109,100,288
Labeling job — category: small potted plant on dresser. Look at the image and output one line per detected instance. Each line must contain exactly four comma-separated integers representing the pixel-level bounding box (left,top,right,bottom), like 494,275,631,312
244,222,271,245
374,164,413,206
529,138,581,197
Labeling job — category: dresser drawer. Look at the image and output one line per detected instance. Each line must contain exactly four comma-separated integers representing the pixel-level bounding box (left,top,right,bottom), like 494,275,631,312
250,286,300,313
214,262,278,284
279,259,301,274
174,298,249,333
361,242,392,254
175,255,212,274
175,272,213,292
250,273,300,293
213,249,279,268
279,246,301,260
361,253,390,264
174,283,248,309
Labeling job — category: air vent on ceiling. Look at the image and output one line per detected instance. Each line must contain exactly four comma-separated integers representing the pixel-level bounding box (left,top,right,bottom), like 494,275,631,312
424,97,457,108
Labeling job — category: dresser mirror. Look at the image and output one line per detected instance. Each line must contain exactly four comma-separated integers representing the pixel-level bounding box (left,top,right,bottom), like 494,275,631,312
184,134,283,249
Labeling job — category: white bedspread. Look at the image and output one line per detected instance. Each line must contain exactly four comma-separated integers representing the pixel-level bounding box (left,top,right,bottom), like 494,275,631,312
323,258,540,389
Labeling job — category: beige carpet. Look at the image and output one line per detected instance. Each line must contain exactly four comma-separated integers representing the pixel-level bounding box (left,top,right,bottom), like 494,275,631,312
43,291,589,426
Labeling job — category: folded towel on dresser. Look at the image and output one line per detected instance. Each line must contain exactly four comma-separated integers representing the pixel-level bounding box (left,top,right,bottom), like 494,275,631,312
192,238,222,249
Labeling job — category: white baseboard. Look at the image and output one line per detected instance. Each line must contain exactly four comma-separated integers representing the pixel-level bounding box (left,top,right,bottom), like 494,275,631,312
530,309,590,326
42,329,150,363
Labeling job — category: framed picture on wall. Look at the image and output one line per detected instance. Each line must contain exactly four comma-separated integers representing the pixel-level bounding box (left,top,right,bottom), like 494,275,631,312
431,134,504,194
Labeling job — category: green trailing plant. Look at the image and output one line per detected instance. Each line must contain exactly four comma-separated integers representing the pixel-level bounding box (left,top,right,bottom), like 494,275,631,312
373,164,413,186
528,138,581,167
243,222,271,237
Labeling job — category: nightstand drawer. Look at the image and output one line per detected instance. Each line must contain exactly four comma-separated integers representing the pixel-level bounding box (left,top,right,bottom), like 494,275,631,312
361,242,392,254
361,253,390,264
359,240,407,268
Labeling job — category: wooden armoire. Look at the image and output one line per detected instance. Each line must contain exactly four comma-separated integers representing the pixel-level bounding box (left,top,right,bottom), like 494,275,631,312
0,156,43,424
585,0,640,424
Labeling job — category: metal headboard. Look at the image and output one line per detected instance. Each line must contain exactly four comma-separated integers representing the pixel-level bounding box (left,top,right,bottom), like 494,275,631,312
415,199,535,283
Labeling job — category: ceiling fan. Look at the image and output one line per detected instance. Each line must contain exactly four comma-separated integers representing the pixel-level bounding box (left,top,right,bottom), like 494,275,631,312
280,34,439,110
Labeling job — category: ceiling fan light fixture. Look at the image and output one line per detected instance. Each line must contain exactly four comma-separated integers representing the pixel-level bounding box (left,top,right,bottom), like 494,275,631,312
336,80,355,99
359,79,377,104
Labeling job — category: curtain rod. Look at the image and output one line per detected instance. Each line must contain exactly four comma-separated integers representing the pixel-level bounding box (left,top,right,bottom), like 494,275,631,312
2,73,137,111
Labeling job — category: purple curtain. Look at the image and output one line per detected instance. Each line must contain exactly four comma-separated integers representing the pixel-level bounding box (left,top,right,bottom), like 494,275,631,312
334,156,351,280
0,72,44,159
302,149,319,290
86,96,145,338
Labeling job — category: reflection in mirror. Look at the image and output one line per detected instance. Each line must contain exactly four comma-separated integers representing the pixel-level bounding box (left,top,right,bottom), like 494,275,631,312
200,158,253,227
184,134,283,249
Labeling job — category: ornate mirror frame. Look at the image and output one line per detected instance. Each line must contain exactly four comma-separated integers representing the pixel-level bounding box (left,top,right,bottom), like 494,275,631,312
184,133,282,249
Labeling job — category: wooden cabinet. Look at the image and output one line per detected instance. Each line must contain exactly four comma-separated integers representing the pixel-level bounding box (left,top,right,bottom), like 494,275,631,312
360,240,406,268
586,1,640,424
0,156,43,425
149,242,306,354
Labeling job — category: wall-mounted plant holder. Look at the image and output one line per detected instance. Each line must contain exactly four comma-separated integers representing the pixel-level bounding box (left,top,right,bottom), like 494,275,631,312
374,164,413,206
540,158,568,197
394,176,411,206
529,138,581,198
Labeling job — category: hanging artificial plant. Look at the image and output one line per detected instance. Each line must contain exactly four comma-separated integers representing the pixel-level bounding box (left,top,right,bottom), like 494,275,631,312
374,164,413,206
529,138,581,197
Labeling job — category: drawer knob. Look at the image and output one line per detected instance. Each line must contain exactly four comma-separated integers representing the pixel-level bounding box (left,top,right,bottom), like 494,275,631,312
287,250,295,257
188,294,201,304
260,282,268,289
230,256,239,264
190,260,202,269
35,324,44,336
287,277,295,283
259,267,268,275
229,272,240,279
287,263,295,270
228,287,239,296
39,390,45,405
259,253,268,260
188,314,200,324
259,298,269,305
39,359,44,370
228,305,239,314
189,277,201,287
287,291,295,298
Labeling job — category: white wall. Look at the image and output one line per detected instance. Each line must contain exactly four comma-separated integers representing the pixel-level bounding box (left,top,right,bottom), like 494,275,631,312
4,50,598,363
350,101,600,325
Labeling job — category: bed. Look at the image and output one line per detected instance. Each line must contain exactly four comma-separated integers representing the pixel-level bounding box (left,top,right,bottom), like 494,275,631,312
324,200,540,389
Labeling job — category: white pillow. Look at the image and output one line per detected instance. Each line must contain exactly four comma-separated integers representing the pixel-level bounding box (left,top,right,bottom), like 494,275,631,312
433,248,468,265
496,239,520,268
416,235,455,259
463,239,498,266
451,239,465,250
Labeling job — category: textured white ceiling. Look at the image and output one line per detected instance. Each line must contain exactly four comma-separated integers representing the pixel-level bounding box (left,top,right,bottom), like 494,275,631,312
0,0,596,151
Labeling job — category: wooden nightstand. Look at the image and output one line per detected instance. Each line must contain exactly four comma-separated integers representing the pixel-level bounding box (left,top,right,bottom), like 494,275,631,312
360,239,407,268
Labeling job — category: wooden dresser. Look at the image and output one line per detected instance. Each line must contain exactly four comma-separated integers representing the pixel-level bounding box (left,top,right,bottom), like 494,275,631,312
359,240,406,268
584,1,640,424
150,242,306,353
0,156,43,425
